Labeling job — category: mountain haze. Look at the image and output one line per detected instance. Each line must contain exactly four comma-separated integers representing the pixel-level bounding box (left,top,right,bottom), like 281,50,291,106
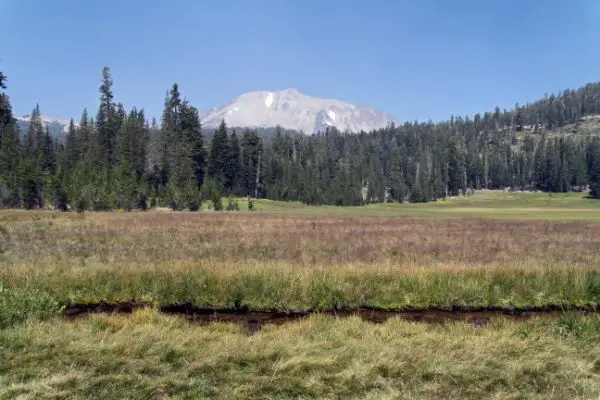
199,88,396,134
15,114,72,138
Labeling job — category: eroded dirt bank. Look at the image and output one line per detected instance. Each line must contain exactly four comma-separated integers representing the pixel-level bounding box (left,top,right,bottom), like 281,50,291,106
62,301,598,333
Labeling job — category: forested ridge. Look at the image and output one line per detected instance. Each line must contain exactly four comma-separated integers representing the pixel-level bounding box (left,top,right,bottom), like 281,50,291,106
1,67,600,210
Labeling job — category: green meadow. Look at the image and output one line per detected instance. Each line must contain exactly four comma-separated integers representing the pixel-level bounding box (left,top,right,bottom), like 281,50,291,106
1,190,600,399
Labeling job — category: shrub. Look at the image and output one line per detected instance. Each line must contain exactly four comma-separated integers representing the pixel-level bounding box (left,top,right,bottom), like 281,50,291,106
201,179,223,211
187,191,202,211
226,197,239,211
213,196,223,211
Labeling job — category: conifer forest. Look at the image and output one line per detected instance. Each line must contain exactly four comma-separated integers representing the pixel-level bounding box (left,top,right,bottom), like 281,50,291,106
1,67,600,211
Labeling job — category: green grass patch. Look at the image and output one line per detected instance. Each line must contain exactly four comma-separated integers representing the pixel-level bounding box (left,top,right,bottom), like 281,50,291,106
2,263,600,313
0,284,60,329
2,311,600,399
246,191,600,220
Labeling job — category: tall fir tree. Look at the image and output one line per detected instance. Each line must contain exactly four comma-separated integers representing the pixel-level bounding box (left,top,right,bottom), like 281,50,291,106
63,119,78,172
240,129,263,197
159,84,203,209
180,101,205,189
588,138,600,199
95,66,118,170
225,129,241,194
0,123,20,207
208,119,229,186
0,71,12,130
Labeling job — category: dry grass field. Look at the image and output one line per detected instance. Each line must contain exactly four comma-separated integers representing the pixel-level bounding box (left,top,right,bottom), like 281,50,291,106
2,192,600,398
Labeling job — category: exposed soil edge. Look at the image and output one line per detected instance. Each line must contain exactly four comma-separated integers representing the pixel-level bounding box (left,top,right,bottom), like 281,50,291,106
61,301,600,333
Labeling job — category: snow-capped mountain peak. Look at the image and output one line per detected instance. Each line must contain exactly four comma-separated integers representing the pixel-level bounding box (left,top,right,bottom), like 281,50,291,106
200,89,395,134
15,114,75,137
16,114,72,128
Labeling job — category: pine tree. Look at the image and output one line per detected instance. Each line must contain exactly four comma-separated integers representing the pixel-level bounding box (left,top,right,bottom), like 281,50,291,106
240,129,262,197
158,84,202,210
63,119,78,172
588,138,600,199
208,119,229,185
0,71,19,207
447,138,465,196
78,109,92,157
388,152,407,202
0,123,20,207
225,129,241,194
534,135,548,190
42,127,56,175
95,66,118,170
180,101,205,189
115,109,140,210
0,71,12,130
65,108,99,211
20,105,45,208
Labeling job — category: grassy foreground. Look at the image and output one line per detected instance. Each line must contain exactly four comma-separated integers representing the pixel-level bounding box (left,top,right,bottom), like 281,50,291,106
3,310,600,399
2,191,600,398
1,205,600,326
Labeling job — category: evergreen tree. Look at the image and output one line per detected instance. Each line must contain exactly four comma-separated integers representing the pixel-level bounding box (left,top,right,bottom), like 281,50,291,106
208,119,229,185
20,105,45,208
240,129,263,197
225,129,241,194
0,123,20,207
0,71,19,207
78,109,92,157
180,102,205,188
115,108,146,209
447,138,466,196
159,84,203,210
63,119,78,172
95,66,118,170
388,151,407,203
0,71,12,130
159,86,180,190
42,127,56,175
588,139,600,199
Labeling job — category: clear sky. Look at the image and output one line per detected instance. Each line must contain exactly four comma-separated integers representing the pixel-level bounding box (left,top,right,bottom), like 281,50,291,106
1,0,599,123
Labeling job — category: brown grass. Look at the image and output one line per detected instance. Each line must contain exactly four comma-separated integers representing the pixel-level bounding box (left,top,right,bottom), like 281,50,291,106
2,209,600,398
1,210,600,312
2,211,599,267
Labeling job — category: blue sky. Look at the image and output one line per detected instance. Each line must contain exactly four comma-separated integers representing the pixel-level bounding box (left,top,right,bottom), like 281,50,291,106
1,0,599,123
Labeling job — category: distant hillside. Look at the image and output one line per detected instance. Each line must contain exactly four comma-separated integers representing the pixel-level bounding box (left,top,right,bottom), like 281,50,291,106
15,114,71,138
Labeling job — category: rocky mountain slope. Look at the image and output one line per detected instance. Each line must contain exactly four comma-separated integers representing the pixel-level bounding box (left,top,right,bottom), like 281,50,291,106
15,114,72,137
199,88,395,134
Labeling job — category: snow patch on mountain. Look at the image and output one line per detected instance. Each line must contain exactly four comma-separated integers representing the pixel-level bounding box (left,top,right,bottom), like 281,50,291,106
200,88,395,134
264,92,274,108
16,114,73,130
15,114,75,136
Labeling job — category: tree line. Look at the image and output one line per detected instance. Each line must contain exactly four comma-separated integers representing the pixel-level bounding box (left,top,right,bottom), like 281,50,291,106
1,67,600,211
